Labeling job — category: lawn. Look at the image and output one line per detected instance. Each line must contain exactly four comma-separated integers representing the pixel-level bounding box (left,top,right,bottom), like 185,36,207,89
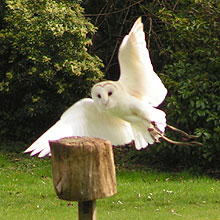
1,152,220,219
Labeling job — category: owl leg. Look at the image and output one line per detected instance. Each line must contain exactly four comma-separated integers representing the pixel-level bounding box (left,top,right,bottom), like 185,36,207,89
148,123,202,146
166,124,200,140
160,133,202,146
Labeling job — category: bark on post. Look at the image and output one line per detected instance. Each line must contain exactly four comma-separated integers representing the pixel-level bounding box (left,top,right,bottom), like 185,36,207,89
49,136,117,219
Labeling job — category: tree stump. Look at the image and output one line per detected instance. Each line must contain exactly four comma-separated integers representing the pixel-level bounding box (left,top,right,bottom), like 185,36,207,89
49,137,117,219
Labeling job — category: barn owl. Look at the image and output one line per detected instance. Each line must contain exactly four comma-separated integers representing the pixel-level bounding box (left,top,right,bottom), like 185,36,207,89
25,17,199,158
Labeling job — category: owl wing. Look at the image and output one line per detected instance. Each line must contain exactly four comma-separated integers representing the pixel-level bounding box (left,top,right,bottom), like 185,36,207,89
24,98,134,157
118,17,167,107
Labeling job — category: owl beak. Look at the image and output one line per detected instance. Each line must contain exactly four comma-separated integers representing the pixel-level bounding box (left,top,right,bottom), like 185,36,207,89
102,98,109,106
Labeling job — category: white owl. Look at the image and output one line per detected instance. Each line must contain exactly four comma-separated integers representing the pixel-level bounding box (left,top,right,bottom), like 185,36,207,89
25,17,199,158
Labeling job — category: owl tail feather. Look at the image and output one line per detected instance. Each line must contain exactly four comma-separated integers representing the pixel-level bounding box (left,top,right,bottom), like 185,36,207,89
149,124,202,147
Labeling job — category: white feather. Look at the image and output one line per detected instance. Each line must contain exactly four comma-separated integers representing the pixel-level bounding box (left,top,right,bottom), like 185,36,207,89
25,98,133,157
131,124,154,150
118,17,167,107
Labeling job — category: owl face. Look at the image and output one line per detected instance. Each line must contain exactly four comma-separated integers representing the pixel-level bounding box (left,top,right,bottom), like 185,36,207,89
91,81,119,112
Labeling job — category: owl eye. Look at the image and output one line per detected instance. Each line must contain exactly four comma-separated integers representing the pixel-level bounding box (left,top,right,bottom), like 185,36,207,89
97,94,101,98
108,91,113,96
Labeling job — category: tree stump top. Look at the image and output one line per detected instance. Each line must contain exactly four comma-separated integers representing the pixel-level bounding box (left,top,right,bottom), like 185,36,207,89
50,136,117,201
55,136,111,145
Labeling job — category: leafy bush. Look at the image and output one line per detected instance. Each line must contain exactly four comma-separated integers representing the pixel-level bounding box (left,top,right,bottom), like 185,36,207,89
0,0,103,143
154,0,220,171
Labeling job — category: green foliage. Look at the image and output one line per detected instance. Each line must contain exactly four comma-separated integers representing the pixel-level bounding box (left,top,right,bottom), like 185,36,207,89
156,0,220,170
0,0,103,142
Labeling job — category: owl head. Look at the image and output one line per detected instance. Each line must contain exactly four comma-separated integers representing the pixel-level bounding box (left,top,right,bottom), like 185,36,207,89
91,81,121,112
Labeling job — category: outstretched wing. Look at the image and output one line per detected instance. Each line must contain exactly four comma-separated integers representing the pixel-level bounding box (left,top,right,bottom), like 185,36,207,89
25,98,133,157
118,17,167,107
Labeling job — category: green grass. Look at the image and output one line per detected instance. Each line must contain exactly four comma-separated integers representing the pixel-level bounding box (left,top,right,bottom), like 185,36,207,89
1,152,220,219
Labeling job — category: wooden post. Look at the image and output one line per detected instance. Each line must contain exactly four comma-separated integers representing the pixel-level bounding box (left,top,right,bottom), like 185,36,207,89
49,137,117,219
78,201,97,220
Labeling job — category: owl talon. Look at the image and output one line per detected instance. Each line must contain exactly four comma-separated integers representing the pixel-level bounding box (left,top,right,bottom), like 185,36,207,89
148,127,161,142
151,121,163,133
